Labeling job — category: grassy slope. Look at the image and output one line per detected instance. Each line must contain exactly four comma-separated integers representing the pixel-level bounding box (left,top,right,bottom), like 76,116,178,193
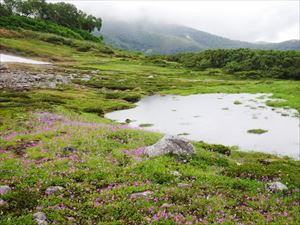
0,28,299,224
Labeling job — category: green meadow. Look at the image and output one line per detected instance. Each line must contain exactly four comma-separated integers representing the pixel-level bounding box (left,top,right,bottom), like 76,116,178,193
0,27,300,225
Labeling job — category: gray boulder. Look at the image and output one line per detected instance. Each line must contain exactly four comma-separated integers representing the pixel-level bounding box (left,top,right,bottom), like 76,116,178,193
265,182,288,192
145,135,195,158
33,212,48,225
0,185,12,195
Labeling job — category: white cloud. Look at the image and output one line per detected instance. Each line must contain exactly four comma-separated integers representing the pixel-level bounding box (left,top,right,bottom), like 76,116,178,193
58,0,299,42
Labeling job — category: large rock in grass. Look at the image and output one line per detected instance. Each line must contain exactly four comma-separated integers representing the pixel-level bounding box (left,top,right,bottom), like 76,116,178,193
265,182,288,192
145,135,195,158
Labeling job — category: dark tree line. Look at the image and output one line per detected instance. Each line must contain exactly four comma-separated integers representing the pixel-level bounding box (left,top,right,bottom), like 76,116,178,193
0,0,102,32
149,49,300,80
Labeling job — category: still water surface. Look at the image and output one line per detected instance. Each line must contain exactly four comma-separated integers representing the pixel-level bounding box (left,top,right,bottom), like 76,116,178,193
106,94,299,159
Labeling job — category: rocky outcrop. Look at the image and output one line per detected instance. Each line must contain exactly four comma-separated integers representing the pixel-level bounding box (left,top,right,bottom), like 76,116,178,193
144,135,195,158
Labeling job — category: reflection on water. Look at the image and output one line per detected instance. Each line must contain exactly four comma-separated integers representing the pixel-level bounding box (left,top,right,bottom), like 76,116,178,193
105,94,299,159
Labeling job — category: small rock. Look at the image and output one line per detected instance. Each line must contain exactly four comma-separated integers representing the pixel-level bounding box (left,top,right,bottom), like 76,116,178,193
265,182,288,192
148,75,154,78
33,212,47,220
0,185,12,195
258,159,272,165
33,212,48,225
55,75,68,84
170,171,182,177
131,190,153,198
62,147,77,152
178,183,191,188
48,82,56,89
175,157,189,163
45,186,64,194
0,199,9,208
145,135,195,158
162,203,173,208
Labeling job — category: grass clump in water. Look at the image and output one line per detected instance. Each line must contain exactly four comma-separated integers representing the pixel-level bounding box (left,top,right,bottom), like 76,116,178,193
247,129,268,134
233,100,242,105
139,123,154,127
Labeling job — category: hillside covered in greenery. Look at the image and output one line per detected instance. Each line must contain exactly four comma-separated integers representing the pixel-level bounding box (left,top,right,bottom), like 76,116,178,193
0,1,300,225
98,20,300,54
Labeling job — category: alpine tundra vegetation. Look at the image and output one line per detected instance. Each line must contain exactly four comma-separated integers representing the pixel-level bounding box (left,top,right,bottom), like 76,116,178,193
0,1,300,225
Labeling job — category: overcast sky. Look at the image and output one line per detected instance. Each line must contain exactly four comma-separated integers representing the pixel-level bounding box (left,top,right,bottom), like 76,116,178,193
61,0,299,43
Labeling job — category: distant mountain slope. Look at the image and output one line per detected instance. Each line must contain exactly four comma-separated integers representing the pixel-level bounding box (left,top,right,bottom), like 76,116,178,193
95,20,300,54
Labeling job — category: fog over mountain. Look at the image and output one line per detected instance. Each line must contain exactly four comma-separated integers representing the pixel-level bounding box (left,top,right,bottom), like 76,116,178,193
95,20,300,54
69,0,299,43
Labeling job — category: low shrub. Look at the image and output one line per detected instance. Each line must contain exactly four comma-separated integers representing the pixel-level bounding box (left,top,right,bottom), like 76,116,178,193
198,141,231,156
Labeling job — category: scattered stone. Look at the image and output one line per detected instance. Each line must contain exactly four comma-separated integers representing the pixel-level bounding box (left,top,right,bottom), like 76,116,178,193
170,171,182,177
258,159,272,165
178,183,191,188
175,156,189,163
45,186,64,194
131,190,153,198
33,212,48,225
0,70,70,90
62,147,77,152
55,75,68,84
81,74,90,81
265,182,288,192
0,199,9,208
0,185,12,195
48,82,56,89
162,203,173,208
144,135,195,158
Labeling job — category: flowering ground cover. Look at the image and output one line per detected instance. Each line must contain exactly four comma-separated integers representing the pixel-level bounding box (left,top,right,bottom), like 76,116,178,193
1,110,299,224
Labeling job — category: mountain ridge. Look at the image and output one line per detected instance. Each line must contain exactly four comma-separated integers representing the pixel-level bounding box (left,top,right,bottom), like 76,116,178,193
95,20,300,54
